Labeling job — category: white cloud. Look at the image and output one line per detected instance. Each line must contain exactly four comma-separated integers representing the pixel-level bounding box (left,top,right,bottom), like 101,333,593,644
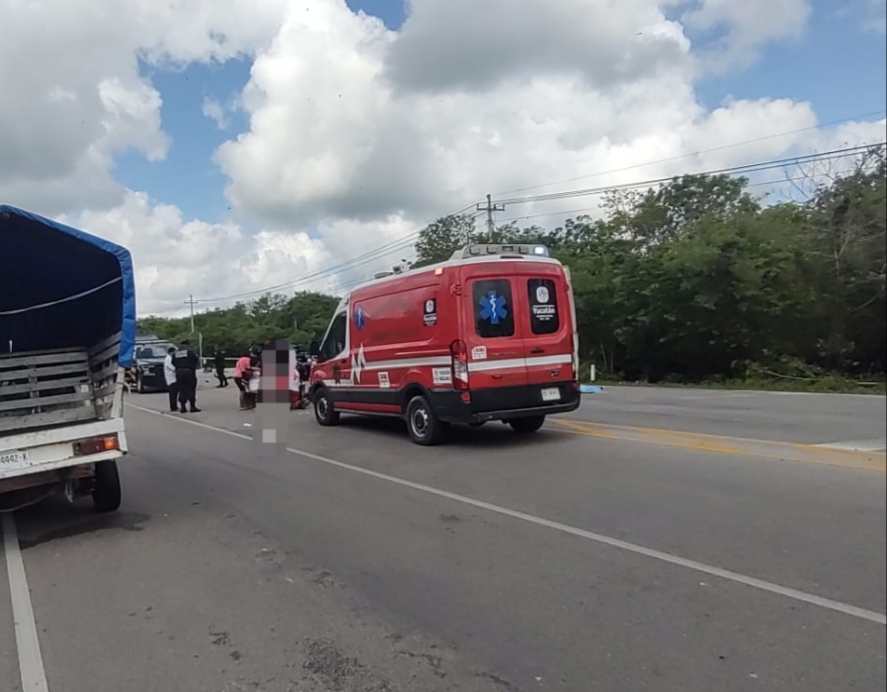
384,0,692,94
215,0,825,231
1,0,882,316
679,0,812,71
0,0,287,214
812,118,887,152
202,98,230,130
862,0,886,34
98,78,169,161
54,189,423,316
58,191,333,316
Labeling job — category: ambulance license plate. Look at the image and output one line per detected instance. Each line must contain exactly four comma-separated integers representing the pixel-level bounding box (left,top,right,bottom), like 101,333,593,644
0,450,30,469
541,387,560,402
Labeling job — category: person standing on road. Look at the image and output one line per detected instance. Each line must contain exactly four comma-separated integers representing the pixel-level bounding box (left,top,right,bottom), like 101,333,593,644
213,347,229,388
233,351,253,410
164,346,178,412
173,339,201,413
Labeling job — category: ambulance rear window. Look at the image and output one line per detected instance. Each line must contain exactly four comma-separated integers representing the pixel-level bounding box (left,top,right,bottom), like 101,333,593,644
527,278,560,334
473,279,515,338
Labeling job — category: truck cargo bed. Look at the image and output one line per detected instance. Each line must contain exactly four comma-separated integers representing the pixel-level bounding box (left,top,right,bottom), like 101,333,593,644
0,346,97,433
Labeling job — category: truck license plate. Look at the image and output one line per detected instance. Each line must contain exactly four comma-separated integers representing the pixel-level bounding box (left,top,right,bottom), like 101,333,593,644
0,450,30,469
541,387,560,402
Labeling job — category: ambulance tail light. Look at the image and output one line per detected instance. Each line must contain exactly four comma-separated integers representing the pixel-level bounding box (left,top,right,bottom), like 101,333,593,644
450,340,470,391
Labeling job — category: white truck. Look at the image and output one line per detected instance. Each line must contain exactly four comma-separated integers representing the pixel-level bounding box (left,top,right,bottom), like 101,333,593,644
0,204,136,512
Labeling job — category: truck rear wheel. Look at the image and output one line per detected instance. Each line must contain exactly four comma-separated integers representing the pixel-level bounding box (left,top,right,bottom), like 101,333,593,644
509,416,546,434
313,387,341,426
406,395,445,446
92,460,121,512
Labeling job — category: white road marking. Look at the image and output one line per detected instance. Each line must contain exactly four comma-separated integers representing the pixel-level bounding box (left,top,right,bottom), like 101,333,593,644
128,403,887,626
2,513,50,692
766,391,880,399
815,439,887,453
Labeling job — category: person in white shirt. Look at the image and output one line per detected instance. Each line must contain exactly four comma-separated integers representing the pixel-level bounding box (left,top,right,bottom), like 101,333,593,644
164,347,178,412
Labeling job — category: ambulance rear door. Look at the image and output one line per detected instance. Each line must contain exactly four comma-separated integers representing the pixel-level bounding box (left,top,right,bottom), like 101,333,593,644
458,262,529,409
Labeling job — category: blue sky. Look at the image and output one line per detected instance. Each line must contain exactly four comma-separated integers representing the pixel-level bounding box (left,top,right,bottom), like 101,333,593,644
693,3,887,121
113,0,886,226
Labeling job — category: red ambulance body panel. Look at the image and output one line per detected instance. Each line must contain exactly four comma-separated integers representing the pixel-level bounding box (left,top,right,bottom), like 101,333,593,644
309,245,581,444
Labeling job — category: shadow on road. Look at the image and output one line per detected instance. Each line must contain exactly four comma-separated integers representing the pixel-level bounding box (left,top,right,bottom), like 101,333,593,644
11,498,150,551
335,415,560,450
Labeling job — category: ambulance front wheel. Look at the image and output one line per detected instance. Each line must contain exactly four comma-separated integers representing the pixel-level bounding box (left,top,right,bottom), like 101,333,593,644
509,416,546,434
314,387,341,426
406,395,445,446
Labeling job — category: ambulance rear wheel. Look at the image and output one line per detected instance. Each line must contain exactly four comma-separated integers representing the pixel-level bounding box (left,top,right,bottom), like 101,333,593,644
314,388,340,426
509,416,546,434
406,395,445,446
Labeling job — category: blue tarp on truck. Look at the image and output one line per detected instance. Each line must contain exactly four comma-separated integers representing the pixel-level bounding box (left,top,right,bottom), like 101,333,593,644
0,204,137,367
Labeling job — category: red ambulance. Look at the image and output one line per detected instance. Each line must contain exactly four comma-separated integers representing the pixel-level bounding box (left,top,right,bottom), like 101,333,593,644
308,244,581,445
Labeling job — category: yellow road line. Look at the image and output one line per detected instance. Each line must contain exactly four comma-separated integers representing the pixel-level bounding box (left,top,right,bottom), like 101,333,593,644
552,419,887,472
562,419,883,457
554,420,759,458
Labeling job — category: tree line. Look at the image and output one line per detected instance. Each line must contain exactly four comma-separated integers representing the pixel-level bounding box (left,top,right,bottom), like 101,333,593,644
140,147,886,388
137,291,340,358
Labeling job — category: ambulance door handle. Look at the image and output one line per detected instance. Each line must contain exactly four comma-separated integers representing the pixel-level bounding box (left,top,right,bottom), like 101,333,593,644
530,348,544,355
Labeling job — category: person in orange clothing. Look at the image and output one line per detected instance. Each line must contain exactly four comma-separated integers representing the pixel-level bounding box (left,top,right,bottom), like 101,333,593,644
233,350,253,410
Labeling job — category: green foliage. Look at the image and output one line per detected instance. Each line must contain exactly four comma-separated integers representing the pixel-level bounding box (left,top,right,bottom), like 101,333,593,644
413,214,477,267
141,148,886,387
138,291,339,356
413,152,886,384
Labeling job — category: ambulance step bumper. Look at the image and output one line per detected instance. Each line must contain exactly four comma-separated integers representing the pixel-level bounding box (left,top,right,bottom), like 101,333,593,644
431,383,581,424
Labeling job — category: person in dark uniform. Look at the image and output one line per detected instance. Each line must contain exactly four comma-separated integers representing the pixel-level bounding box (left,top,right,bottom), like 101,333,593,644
173,339,201,413
213,348,228,388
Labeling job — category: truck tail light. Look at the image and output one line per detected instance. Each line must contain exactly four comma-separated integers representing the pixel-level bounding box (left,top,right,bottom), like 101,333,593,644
450,340,470,391
73,434,119,457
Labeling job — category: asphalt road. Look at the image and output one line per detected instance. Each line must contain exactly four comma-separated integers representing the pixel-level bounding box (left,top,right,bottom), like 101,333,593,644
571,385,887,447
1,384,885,692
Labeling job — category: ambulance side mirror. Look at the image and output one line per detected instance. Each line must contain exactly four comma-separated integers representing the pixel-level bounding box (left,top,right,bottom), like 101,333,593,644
309,340,320,359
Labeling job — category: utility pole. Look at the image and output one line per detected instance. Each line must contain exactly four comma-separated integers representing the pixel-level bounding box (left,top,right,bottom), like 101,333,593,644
476,193,505,241
184,294,198,334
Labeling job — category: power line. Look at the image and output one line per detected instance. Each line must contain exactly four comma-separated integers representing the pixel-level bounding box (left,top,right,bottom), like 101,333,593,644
190,141,884,308
497,142,885,206
494,168,864,224
194,202,478,303
491,109,887,197
189,117,885,306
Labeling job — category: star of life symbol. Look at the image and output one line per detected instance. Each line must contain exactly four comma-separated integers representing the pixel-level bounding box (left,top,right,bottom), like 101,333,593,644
351,343,367,384
480,291,508,325
354,305,366,331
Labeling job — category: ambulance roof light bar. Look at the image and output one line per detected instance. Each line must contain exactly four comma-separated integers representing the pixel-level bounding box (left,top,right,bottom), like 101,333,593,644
450,244,550,260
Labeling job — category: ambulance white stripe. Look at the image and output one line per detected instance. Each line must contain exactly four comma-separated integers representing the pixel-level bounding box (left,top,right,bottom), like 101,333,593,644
362,356,451,371
468,354,573,373
320,353,573,386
